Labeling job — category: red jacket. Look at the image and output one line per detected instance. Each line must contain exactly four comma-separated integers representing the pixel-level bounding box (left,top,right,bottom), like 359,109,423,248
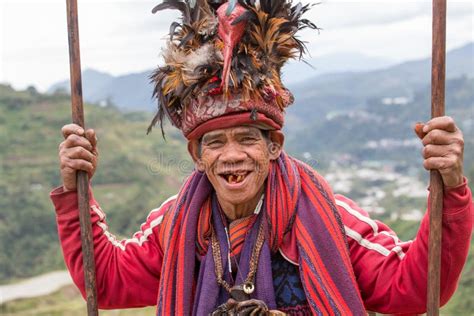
51,180,472,314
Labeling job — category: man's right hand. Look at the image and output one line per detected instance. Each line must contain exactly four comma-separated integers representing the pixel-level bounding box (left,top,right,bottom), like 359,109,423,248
59,124,98,191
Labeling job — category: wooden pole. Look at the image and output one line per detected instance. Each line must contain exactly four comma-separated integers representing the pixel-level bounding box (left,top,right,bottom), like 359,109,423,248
66,1,99,315
427,0,446,315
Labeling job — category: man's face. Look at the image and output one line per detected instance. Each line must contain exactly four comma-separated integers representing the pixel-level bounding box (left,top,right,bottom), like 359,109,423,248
196,126,277,207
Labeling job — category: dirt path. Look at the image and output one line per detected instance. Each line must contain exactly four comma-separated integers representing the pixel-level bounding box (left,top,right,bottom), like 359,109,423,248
0,271,72,304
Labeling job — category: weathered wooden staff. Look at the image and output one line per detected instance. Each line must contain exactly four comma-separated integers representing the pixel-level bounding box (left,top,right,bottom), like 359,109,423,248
66,0,99,315
427,0,446,315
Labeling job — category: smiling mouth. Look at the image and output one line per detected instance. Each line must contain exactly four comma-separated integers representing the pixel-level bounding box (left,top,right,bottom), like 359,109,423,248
220,171,251,184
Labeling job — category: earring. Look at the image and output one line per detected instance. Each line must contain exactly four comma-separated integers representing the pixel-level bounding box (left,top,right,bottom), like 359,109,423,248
269,142,279,155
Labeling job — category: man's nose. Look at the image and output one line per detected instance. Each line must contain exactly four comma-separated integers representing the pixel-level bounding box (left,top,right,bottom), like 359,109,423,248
220,142,247,163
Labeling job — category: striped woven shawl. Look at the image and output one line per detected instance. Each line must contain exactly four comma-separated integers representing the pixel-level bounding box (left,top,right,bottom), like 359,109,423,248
156,152,365,315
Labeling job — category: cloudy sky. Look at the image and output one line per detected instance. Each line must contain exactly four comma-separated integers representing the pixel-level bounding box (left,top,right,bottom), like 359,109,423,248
1,0,473,92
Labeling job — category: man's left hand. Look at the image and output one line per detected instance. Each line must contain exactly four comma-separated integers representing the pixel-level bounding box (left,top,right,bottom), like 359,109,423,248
414,116,464,188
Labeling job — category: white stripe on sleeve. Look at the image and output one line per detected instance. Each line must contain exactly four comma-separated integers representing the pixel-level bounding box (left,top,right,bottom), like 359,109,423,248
337,197,407,260
344,226,406,260
91,195,177,251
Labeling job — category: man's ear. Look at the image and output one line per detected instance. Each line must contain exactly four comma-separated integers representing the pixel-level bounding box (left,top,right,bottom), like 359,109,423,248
268,130,284,160
187,140,205,172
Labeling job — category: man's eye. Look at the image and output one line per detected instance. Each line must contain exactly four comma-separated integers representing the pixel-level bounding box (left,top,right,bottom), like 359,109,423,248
206,140,223,147
241,137,257,144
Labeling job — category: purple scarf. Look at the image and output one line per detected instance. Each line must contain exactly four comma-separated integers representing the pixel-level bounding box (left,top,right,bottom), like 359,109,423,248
157,152,366,315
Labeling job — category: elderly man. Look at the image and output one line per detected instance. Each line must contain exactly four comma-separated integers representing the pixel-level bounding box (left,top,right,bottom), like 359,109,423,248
51,1,473,315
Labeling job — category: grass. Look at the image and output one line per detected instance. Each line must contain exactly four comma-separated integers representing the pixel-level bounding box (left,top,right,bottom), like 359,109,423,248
0,285,156,316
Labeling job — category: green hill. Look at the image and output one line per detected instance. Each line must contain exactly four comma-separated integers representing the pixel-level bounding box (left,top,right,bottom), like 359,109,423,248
285,42,474,132
0,84,190,282
286,76,474,177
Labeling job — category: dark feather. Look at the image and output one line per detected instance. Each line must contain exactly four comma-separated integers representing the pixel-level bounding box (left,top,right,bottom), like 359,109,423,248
301,58,316,69
152,0,185,14
191,3,200,21
234,68,244,84
259,0,287,17
252,73,261,87
152,0,191,23
191,0,208,23
293,2,303,20
147,110,163,136
205,80,221,92
169,22,182,40
231,10,253,25
259,0,272,13
178,30,195,48
293,37,309,58
194,64,214,76
181,84,196,101
299,19,319,30
239,0,255,7
237,54,252,68
208,0,225,11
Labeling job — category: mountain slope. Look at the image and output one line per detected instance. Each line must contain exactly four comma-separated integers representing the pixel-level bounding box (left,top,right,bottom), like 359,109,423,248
46,51,399,113
285,42,474,130
48,69,115,100
281,52,395,86
286,76,474,173
0,84,189,282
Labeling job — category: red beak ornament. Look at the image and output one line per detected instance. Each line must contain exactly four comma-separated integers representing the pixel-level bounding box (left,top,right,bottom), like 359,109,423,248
217,2,248,93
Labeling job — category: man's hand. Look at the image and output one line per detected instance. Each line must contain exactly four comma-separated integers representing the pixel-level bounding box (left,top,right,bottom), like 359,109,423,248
414,116,464,188
59,124,98,191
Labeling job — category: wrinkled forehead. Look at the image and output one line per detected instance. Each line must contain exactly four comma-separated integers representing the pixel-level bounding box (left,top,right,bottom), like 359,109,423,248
201,126,262,142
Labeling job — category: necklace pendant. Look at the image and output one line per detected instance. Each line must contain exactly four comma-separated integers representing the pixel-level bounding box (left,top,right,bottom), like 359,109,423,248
243,282,255,294
229,284,250,301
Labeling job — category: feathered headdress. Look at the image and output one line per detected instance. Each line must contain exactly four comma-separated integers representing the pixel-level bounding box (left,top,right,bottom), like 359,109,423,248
148,0,318,139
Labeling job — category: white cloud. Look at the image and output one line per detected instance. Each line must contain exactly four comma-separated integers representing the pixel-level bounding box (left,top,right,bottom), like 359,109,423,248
1,0,169,91
305,0,473,60
0,0,472,92
308,1,429,29
312,0,473,29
